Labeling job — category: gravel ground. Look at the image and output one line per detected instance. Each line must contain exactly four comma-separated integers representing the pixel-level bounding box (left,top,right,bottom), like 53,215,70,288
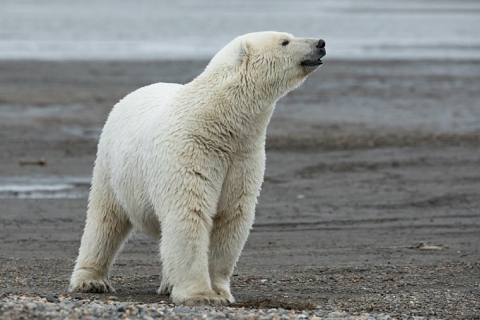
0,295,376,320
1,259,478,319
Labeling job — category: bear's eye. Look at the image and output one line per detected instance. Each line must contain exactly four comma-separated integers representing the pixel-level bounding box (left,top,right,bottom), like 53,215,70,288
281,40,290,46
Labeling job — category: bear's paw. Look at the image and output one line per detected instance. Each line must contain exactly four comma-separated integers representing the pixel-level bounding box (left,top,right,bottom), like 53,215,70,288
69,278,114,293
158,278,173,295
172,290,229,306
69,270,115,293
214,289,235,303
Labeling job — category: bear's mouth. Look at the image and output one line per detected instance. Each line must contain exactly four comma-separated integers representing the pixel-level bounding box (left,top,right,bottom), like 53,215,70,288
301,47,326,68
301,58,323,67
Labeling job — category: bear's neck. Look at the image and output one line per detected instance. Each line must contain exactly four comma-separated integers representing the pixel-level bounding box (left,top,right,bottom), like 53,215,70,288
185,74,282,153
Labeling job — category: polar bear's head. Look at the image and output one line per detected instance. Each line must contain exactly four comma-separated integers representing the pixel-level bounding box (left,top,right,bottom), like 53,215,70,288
205,31,326,99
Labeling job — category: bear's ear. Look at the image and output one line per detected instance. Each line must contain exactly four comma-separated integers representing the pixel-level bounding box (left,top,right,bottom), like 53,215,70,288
237,39,250,64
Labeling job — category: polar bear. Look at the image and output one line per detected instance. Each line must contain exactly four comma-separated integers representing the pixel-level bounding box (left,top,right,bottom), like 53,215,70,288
69,31,326,306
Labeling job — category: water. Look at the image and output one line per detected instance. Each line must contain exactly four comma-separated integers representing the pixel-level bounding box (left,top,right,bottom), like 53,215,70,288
0,177,90,199
1,0,479,60
0,104,84,118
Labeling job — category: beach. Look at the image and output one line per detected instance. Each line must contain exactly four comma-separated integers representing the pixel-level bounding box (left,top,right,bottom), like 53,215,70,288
1,0,480,318
0,59,479,318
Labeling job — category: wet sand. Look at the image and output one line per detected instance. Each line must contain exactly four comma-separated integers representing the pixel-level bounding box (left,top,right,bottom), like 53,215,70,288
0,60,479,318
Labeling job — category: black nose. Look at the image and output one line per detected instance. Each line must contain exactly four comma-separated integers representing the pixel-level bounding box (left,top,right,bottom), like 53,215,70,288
316,39,325,49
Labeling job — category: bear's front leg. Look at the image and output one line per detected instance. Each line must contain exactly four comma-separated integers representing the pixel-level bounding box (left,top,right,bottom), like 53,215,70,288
161,211,226,306
158,170,227,306
208,152,264,303
208,203,256,303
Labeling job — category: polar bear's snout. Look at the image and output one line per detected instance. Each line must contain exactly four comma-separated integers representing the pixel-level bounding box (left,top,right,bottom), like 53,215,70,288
301,38,326,67
316,39,326,49
316,39,327,61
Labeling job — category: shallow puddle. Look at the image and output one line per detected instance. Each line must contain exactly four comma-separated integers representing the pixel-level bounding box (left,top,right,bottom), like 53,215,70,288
61,125,102,139
0,177,90,199
0,104,85,118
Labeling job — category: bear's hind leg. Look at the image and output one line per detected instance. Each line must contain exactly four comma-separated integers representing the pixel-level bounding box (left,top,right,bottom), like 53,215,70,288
69,185,132,293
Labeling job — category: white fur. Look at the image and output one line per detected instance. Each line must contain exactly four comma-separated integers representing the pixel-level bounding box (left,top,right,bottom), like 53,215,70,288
69,31,322,306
